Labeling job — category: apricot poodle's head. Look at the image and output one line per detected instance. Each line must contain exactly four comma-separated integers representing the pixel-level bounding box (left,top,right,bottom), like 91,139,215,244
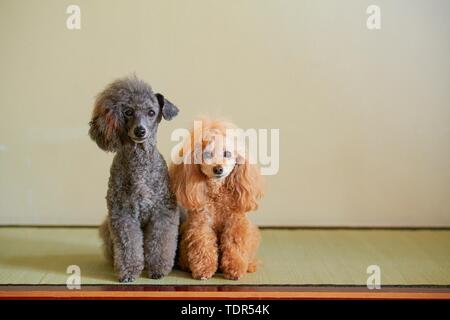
198,125,239,180
170,118,264,213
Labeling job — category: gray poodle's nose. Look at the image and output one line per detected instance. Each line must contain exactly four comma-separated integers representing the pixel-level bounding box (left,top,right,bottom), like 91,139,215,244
134,126,146,138
213,166,223,175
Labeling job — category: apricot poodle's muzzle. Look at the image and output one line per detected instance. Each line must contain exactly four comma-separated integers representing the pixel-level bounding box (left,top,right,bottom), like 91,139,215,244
213,165,224,176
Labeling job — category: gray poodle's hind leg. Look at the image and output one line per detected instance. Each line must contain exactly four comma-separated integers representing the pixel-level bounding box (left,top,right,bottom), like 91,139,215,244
99,217,113,262
144,207,180,279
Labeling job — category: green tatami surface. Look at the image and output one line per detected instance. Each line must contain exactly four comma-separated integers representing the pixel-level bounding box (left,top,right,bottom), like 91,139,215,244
0,227,449,286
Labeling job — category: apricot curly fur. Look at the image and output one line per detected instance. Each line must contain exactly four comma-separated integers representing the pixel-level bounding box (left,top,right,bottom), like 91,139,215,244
170,119,264,280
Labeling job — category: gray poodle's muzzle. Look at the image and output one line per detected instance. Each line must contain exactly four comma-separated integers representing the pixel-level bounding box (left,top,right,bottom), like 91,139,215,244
128,117,150,143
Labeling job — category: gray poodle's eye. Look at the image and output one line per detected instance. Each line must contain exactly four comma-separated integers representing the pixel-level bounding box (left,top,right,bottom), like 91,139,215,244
224,151,232,158
149,109,155,117
123,108,134,117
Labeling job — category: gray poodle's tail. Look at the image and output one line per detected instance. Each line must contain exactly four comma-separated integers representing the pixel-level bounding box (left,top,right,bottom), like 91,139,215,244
173,205,187,270
178,205,187,225
98,217,113,262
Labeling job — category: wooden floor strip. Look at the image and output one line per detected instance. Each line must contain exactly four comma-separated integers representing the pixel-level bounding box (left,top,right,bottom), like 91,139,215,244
1,290,450,300
1,285,449,300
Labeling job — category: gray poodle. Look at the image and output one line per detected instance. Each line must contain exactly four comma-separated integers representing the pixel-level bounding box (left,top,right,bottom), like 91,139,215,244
89,75,180,282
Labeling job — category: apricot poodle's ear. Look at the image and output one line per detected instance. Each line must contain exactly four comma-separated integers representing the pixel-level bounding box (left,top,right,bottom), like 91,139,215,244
169,150,207,210
156,93,179,121
226,157,264,213
88,92,124,152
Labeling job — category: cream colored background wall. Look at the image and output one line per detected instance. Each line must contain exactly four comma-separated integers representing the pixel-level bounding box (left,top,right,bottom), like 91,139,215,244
1,0,449,226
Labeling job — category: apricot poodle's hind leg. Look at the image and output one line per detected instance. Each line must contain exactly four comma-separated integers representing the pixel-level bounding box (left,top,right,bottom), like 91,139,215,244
220,218,260,280
183,220,219,280
247,261,258,273
246,223,261,273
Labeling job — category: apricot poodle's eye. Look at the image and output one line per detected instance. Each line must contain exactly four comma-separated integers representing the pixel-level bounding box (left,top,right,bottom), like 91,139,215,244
124,108,134,117
224,151,232,158
203,151,213,159
149,109,156,117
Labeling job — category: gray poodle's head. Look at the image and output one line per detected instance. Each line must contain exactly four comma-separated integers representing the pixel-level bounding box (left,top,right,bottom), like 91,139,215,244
89,75,179,152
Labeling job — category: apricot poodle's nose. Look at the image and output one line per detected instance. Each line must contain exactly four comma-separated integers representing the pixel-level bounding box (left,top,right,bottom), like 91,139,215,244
134,126,146,138
213,165,223,175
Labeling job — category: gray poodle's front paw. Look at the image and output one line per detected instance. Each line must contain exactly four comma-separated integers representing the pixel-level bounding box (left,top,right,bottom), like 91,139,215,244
146,262,172,280
116,264,143,283
118,269,140,282
148,272,165,280
119,276,136,283
147,266,170,279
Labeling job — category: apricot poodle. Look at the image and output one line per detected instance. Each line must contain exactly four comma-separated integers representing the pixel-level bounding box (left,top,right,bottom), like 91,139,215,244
169,119,264,280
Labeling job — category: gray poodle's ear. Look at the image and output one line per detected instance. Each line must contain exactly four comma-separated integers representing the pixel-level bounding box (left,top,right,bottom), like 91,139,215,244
88,93,124,152
156,93,179,121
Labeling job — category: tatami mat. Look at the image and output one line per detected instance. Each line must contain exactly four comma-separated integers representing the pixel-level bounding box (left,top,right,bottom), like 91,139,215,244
0,227,449,285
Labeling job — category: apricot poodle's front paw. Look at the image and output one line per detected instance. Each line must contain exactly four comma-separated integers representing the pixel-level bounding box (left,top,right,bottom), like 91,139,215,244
223,269,246,280
191,264,217,280
192,271,215,280
190,257,218,280
223,273,241,280
221,257,247,280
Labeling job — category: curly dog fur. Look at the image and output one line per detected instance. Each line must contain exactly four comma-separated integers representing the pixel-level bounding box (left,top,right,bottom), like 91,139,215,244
89,75,180,282
169,119,264,280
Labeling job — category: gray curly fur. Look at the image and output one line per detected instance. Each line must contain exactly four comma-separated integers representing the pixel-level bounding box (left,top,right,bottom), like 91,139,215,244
89,75,180,282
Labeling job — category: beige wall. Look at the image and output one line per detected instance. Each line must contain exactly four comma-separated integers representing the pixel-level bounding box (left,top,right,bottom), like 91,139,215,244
1,0,449,226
